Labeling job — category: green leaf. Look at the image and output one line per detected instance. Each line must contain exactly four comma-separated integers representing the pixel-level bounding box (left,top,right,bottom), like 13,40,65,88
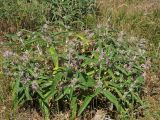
81,58,97,67
77,88,101,116
24,85,32,100
116,66,129,76
75,34,88,44
24,39,37,46
109,86,131,107
37,89,45,99
70,97,77,120
45,73,63,100
52,73,62,89
78,95,93,116
12,78,21,110
55,87,71,101
131,92,143,105
41,81,52,89
12,79,20,98
27,68,35,77
69,87,74,101
49,46,59,72
39,99,50,120
103,90,125,113
136,76,144,84
87,70,95,76
13,94,25,111
108,69,116,79
79,73,95,88
45,90,57,101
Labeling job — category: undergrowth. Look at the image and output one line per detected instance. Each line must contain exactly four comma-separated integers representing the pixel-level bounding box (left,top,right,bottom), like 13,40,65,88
0,0,49,32
1,0,159,120
97,0,160,119
2,25,146,119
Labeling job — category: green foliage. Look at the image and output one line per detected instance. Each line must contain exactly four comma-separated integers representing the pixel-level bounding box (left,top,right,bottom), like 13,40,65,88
47,0,96,28
1,0,159,119
49,46,59,72
2,24,146,119
70,97,77,120
0,0,96,31
0,0,49,30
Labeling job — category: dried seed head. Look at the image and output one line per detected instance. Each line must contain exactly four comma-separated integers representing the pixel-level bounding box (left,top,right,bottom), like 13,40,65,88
95,80,103,89
97,24,102,28
32,81,39,91
16,31,22,37
70,78,78,87
117,31,124,42
99,49,104,61
88,32,94,39
21,52,30,62
42,23,48,33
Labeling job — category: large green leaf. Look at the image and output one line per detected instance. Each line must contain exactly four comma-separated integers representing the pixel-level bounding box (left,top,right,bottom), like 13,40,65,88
49,46,59,72
78,95,93,116
108,69,116,79
109,86,131,107
12,78,21,110
70,97,78,120
37,89,45,99
39,99,50,120
78,89,101,116
116,66,129,76
24,85,32,100
79,73,95,88
55,87,71,101
103,90,125,113
131,92,143,105
44,73,62,100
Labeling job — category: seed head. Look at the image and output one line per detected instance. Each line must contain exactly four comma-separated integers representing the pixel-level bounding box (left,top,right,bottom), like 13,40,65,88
32,81,39,91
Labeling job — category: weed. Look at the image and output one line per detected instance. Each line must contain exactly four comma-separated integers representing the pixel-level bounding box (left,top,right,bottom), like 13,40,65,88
1,0,159,120
47,0,96,29
0,0,49,32
2,24,146,119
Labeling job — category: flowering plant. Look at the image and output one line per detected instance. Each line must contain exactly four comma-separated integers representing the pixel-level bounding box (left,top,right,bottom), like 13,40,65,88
3,25,146,119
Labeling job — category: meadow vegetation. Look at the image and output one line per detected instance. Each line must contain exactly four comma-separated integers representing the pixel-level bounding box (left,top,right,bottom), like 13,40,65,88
0,0,159,120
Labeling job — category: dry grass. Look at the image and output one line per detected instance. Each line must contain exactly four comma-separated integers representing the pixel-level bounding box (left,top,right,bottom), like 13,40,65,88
97,0,160,43
141,61,160,120
0,46,12,120
98,0,160,119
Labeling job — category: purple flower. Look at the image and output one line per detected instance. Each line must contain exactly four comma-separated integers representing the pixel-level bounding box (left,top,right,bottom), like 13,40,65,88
2,51,14,58
106,59,112,67
21,78,30,85
106,59,110,65
124,64,132,71
99,49,104,61
31,81,38,91
141,60,151,70
21,53,29,62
